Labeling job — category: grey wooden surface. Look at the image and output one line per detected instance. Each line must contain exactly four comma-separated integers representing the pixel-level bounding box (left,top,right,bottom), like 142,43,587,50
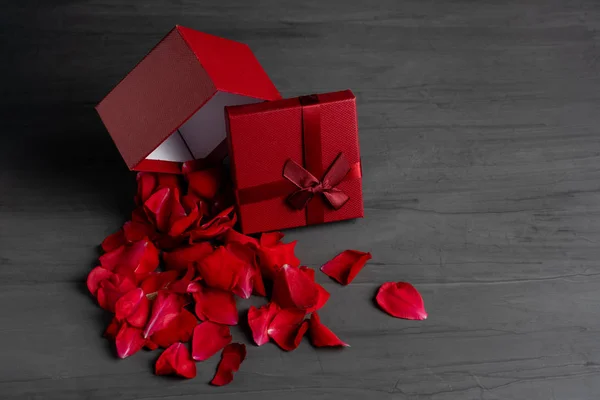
2,0,600,399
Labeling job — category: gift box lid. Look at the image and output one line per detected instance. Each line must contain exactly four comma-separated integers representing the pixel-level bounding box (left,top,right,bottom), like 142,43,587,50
225,90,364,233
96,25,281,173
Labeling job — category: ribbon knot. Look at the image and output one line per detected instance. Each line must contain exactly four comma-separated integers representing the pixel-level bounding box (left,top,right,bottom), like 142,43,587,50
283,152,351,211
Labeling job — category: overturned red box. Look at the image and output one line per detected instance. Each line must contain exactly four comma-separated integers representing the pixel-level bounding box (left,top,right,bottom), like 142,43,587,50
96,25,281,174
226,90,364,234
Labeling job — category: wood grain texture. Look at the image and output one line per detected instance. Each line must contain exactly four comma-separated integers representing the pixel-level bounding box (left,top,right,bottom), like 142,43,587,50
2,0,600,398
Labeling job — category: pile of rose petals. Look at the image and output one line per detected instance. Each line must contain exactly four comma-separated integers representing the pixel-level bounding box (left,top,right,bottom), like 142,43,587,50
87,163,427,385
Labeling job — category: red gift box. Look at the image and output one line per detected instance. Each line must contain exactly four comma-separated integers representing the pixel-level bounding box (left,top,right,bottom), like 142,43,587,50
225,90,364,234
96,25,281,174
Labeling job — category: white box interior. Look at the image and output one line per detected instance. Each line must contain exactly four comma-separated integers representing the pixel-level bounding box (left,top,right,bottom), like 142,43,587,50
146,92,262,162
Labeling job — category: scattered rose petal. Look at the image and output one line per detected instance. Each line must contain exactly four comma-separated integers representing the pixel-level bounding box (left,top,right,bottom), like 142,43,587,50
272,265,319,310
188,206,237,242
115,323,146,359
99,239,159,277
224,229,259,248
140,270,179,295
96,273,137,312
299,266,330,313
227,242,265,297
155,342,196,379
151,309,198,349
320,250,372,285
375,282,427,320
143,291,186,338
196,246,246,292
144,187,187,233
308,312,349,347
187,167,222,200
104,317,120,340
167,266,196,294
86,266,113,296
210,343,246,386
162,242,214,271
101,229,126,252
256,233,300,280
192,322,232,361
115,288,150,328
193,286,238,325
248,302,279,346
267,308,307,351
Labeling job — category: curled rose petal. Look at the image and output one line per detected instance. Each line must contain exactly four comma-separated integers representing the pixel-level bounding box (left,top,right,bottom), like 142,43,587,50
196,246,246,292
299,266,330,313
188,206,236,242
162,242,214,271
143,292,186,338
99,239,159,277
272,265,319,310
267,308,307,351
211,343,246,386
375,282,427,320
86,266,113,296
320,250,372,285
115,323,146,359
308,312,349,347
193,286,238,326
115,288,150,328
151,309,198,349
227,242,265,297
256,233,300,280
96,273,137,312
155,342,196,379
144,187,186,233
248,302,279,346
192,322,232,361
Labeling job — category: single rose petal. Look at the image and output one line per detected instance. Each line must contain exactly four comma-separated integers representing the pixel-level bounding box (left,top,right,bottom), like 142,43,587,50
193,286,238,326
272,265,319,310
299,266,330,313
86,266,113,296
155,342,196,379
162,242,214,271
192,322,232,361
101,229,126,252
232,262,254,299
375,282,428,320
143,291,186,338
115,288,150,328
140,270,179,294
248,302,279,346
267,308,307,351
224,229,259,248
144,187,187,233
256,237,300,280
210,343,246,386
308,312,349,347
187,167,222,200
227,242,266,297
123,219,154,243
136,172,157,205
259,232,285,247
196,246,246,292
99,239,159,277
115,323,146,359
320,250,372,285
151,309,198,348
188,206,236,242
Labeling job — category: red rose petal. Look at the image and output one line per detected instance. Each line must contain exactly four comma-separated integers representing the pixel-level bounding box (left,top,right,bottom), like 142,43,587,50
267,308,307,351
256,237,300,280
162,242,214,271
298,266,330,313
210,343,246,386
227,242,266,297
140,270,179,294
272,265,319,310
86,266,113,296
375,282,428,320
248,302,279,346
151,309,198,348
224,229,259,248
104,317,120,340
232,263,254,299
188,206,236,242
143,291,186,338
96,273,137,312
144,187,187,233
123,220,154,243
320,250,372,285
155,342,196,379
136,172,157,205
166,266,196,294
99,239,159,277
101,229,126,252
115,323,146,359
308,312,349,347
187,167,222,200
115,288,150,328
193,286,238,326
196,246,246,292
192,322,232,361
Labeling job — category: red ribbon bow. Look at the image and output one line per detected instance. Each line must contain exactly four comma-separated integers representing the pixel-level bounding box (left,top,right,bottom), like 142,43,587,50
283,152,351,211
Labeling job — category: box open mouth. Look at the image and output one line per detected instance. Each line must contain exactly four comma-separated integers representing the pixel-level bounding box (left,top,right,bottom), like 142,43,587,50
145,92,262,162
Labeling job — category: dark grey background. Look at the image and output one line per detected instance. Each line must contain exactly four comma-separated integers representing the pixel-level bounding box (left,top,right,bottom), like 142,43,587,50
2,1,600,399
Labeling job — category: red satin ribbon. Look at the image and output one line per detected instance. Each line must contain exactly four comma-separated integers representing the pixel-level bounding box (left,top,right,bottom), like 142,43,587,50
236,95,361,225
